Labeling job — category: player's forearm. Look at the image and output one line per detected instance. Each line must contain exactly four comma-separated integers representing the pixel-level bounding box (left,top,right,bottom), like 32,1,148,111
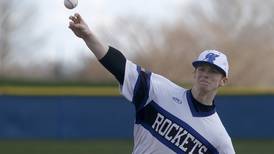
82,32,126,84
83,34,109,60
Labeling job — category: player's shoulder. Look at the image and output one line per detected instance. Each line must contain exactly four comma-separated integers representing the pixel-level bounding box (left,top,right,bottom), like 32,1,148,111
125,60,137,70
151,73,187,92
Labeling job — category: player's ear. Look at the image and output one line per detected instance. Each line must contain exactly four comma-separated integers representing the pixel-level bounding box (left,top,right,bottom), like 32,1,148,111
219,77,228,87
193,68,197,78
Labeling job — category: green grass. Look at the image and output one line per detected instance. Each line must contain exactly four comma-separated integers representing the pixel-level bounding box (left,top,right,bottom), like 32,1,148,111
233,140,274,154
0,140,132,154
0,139,273,154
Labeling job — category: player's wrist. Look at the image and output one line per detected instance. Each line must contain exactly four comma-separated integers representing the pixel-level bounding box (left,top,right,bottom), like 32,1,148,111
82,32,94,41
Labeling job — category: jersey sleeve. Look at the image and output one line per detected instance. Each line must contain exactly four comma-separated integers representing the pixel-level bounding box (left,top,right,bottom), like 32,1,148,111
121,60,152,111
99,46,153,111
218,137,235,154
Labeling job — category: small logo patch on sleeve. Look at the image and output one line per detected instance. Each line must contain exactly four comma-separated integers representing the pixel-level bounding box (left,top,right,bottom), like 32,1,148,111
172,97,182,104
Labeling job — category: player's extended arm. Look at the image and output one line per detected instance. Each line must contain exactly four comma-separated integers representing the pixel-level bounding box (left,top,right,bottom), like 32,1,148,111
69,13,126,85
69,13,108,59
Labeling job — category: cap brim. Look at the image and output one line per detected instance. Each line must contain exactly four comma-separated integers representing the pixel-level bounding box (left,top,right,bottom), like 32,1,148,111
192,61,226,77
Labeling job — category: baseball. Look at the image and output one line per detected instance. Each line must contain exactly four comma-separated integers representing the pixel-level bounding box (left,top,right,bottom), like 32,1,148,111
64,0,78,9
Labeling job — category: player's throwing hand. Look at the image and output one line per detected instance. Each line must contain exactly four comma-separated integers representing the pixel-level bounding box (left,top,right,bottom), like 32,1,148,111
69,13,92,40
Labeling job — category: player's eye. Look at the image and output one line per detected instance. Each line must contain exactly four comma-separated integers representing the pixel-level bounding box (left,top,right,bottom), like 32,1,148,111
197,67,206,72
209,69,219,74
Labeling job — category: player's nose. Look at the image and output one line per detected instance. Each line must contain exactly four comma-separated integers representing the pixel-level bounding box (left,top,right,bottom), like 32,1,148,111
200,70,210,78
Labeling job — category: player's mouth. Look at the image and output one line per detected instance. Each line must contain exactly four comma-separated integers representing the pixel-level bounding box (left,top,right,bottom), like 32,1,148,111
199,80,210,86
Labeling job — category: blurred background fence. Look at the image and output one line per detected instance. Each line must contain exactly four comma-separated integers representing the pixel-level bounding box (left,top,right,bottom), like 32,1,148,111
0,88,274,139
0,87,274,154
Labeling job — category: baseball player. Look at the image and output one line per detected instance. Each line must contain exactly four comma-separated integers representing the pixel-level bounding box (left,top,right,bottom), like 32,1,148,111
69,13,235,154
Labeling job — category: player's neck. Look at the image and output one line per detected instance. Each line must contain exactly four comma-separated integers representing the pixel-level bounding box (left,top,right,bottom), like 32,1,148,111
191,87,217,106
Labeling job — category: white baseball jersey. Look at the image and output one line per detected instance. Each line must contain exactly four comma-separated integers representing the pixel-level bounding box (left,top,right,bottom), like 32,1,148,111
121,60,235,154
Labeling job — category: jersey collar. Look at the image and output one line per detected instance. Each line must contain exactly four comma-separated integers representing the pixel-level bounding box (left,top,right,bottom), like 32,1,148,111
186,90,216,117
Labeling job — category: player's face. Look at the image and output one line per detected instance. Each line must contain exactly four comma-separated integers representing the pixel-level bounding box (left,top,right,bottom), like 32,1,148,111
193,64,227,92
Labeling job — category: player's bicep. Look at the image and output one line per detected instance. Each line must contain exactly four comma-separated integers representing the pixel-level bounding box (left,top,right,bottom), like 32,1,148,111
99,47,126,85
